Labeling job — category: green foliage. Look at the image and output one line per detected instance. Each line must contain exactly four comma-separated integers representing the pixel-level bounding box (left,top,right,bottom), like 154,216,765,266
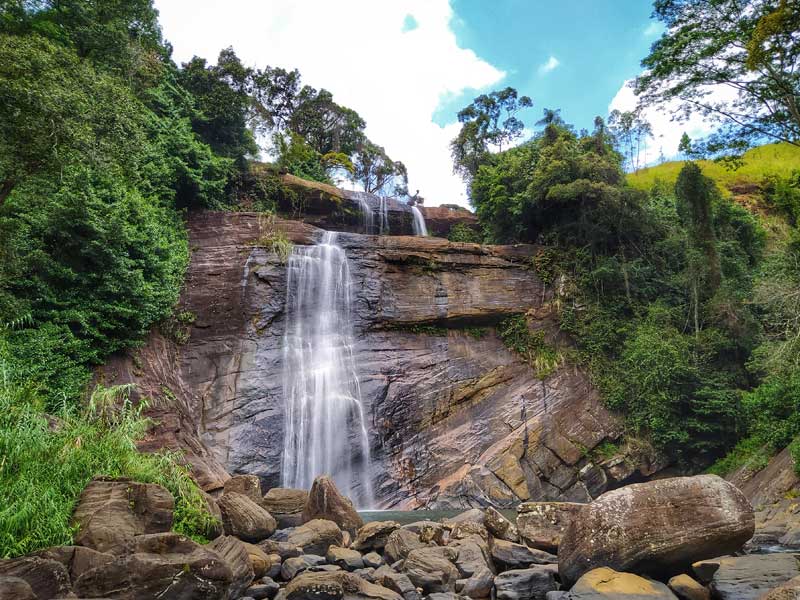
498,315,562,379
447,223,482,244
0,373,218,558
274,132,332,184
254,213,294,264
352,141,408,196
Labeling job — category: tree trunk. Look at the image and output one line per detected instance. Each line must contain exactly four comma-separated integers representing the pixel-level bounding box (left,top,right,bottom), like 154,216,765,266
0,179,14,206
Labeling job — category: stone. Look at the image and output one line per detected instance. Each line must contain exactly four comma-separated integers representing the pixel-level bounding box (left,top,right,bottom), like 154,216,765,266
428,594,464,600
373,565,421,600
353,521,401,552
707,554,800,600
449,537,492,578
484,507,518,542
73,532,233,600
403,521,446,545
263,488,309,528
385,529,427,564
287,519,345,556
209,535,255,598
402,547,460,594
690,560,721,585
516,502,583,553
34,545,114,582
558,475,755,586
243,541,273,578
545,593,569,600
71,478,174,554
493,567,557,600
218,492,278,542
667,574,709,600
762,575,800,600
225,474,263,503
249,580,281,600
450,522,489,542
455,566,494,599
260,539,305,560
282,555,327,580
489,539,556,570
0,576,37,600
0,557,72,599
443,509,485,527
364,552,384,568
267,554,283,579
327,546,365,570
303,476,363,533
286,570,403,600
202,490,225,539
568,567,678,600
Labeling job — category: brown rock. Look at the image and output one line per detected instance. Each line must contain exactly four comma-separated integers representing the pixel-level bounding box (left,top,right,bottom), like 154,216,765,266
485,507,518,542
34,545,114,582
0,576,37,600
303,476,364,533
0,557,72,599
761,575,800,600
449,536,493,578
402,547,460,594
71,478,174,554
373,565,421,600
353,521,401,552
707,554,800,600
516,502,583,552
225,474,263,503
404,521,446,545
73,532,233,600
263,488,309,528
327,546,365,570
569,567,678,599
287,519,345,556
218,491,277,542
385,529,427,564
456,566,494,599
668,574,709,600
493,566,557,600
489,539,556,571
209,535,255,597
558,475,755,586
286,570,402,600
243,541,273,578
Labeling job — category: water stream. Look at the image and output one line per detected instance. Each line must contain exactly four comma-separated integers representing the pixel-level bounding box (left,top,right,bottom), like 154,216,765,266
280,231,374,507
411,205,428,236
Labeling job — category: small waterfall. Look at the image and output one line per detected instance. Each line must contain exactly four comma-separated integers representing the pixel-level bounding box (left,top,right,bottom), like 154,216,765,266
358,197,374,234
280,231,374,506
411,205,428,236
379,197,390,234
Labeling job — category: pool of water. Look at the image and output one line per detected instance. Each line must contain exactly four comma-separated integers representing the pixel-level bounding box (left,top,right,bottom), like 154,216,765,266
358,509,516,525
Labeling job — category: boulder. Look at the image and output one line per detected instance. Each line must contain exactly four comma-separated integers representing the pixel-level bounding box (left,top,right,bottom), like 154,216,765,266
373,565,421,600
456,566,494,599
303,476,363,533
282,555,327,580
568,567,678,600
762,575,800,600
403,521,446,545
287,519,345,556
248,579,281,600
218,492,278,542
449,537,493,578
353,521,401,552
489,539,556,571
201,490,225,539
0,557,72,599
73,532,233,600
450,522,489,542
706,554,800,600
263,488,309,528
209,535,256,598
286,570,403,600
225,474,263,503
0,576,36,600
34,545,114,583
667,574,709,600
493,566,557,600
516,502,583,553
242,541,273,578
558,475,755,585
364,553,384,568
385,529,427,564
327,546,365,570
485,507,518,542
260,539,304,560
71,478,174,554
443,509,485,527
402,547,460,594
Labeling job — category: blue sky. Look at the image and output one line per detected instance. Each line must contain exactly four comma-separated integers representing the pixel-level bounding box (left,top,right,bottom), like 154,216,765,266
156,0,684,207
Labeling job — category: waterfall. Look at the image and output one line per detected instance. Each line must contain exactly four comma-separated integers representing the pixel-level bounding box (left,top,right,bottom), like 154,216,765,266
411,205,428,236
378,197,390,234
358,197,374,234
280,231,374,506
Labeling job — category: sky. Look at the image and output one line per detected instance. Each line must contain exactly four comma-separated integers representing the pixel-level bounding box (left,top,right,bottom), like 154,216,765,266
154,0,716,207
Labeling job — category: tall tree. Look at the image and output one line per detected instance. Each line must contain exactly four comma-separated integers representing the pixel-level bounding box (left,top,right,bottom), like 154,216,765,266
351,141,408,196
635,0,800,153
608,108,653,172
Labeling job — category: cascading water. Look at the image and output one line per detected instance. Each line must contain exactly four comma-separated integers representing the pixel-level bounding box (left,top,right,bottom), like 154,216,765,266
411,205,428,236
358,197,374,234
378,197,390,234
280,231,374,506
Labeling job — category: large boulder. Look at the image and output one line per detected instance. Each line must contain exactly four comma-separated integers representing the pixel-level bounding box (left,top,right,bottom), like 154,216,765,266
0,556,72,599
568,567,678,599
327,546,365,571
209,535,255,597
385,529,427,564
485,507,518,543
218,491,278,542
281,555,327,580
0,576,36,600
373,566,420,600
287,519,345,556
263,488,309,528
493,566,557,600
286,570,403,600
403,521,446,545
73,532,233,599
402,547,460,594
353,521,401,553
703,554,800,600
516,502,583,553
558,475,754,586
224,474,263,503
667,574,709,600
456,566,494,599
303,476,364,533
242,541,273,578
762,575,800,600
34,545,114,584
449,536,493,578
71,478,174,554
489,539,556,571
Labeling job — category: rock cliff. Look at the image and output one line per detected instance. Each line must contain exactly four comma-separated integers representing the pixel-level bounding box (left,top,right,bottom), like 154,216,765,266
99,211,655,508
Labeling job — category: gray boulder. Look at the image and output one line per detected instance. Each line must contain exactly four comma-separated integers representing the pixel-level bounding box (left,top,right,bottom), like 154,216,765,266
209,535,256,598
516,502,583,553
0,557,72,600
373,565,421,600
286,570,402,600
489,539,556,571
327,546,365,570
281,555,327,580
485,507,518,543
493,566,557,600
364,552,384,568
286,519,344,556
218,492,278,542
402,547,460,594
456,566,494,599
706,554,800,600
0,576,36,600
385,529,427,564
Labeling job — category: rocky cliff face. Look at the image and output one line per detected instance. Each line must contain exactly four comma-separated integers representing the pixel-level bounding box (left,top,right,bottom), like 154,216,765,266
100,211,657,508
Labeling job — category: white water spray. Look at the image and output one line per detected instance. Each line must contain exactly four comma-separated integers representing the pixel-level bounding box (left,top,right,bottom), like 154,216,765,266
358,197,374,234
378,197,390,234
280,231,374,506
411,206,428,236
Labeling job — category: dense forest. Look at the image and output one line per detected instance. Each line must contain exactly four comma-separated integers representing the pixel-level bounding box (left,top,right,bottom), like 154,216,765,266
1,0,799,561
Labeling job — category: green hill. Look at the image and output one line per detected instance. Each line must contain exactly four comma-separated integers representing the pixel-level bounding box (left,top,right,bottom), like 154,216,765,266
627,142,800,193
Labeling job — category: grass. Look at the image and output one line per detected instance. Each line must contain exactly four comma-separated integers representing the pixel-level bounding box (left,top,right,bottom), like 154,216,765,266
255,212,293,263
628,142,800,193
498,314,564,380
0,374,218,558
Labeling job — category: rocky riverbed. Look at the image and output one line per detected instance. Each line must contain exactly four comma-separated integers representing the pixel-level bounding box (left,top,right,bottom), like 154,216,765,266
3,472,798,599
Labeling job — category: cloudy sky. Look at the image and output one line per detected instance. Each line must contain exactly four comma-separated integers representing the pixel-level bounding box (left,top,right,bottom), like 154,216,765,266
155,0,713,207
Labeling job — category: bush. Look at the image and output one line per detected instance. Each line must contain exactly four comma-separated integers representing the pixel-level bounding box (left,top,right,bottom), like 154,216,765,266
447,223,482,243
498,314,562,379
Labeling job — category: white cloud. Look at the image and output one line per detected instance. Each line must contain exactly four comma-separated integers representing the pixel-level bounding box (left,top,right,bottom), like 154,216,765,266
154,0,505,207
538,56,560,75
643,22,662,38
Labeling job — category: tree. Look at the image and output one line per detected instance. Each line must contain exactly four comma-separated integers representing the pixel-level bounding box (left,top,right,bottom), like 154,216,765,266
351,141,408,196
288,87,366,156
608,109,653,172
450,87,533,181
678,132,693,159
635,0,800,153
